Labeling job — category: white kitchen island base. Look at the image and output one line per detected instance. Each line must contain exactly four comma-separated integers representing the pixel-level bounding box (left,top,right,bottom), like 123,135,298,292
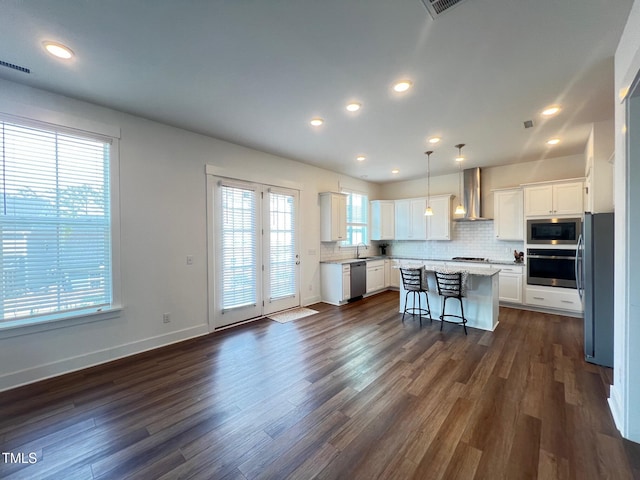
399,265,500,331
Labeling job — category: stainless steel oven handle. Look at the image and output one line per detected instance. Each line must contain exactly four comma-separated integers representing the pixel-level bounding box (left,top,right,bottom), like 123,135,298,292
527,254,576,260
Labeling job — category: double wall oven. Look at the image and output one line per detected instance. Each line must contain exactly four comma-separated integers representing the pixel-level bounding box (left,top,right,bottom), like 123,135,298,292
526,217,581,288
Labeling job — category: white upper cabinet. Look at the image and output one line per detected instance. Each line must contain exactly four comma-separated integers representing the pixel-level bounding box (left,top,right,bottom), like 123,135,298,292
426,194,452,240
370,200,395,240
320,192,347,242
493,188,524,240
395,198,427,240
523,180,584,217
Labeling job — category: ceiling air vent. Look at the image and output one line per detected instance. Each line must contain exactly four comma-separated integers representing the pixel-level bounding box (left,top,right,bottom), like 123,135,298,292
421,0,470,18
0,60,30,74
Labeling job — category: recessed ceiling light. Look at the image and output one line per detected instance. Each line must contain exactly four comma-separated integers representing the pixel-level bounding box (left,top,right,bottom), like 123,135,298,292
391,169,399,174
310,118,324,127
428,136,441,144
346,102,361,112
547,138,560,145
43,41,74,59
393,80,412,93
542,105,561,116
356,155,366,162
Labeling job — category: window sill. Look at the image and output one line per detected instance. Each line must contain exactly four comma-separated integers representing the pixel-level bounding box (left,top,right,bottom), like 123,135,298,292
0,306,123,339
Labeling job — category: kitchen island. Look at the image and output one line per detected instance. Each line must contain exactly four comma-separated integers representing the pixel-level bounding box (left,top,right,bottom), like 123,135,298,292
399,262,500,331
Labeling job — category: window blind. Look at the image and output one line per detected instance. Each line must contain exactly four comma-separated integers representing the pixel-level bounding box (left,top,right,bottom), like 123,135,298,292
220,184,257,311
268,191,296,301
1,121,112,321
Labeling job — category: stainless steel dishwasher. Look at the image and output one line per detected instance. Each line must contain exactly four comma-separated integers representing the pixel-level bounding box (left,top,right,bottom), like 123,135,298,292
349,261,366,301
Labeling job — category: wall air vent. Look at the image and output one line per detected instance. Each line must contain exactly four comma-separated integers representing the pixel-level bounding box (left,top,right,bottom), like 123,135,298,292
0,60,30,74
421,0,470,18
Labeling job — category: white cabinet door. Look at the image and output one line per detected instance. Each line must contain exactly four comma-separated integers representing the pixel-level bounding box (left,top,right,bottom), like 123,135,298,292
553,182,583,215
394,199,411,240
320,192,347,242
498,272,523,303
409,198,427,240
426,194,452,240
395,198,427,240
494,189,523,240
371,200,395,240
524,181,583,217
524,185,554,216
366,260,385,293
342,267,350,301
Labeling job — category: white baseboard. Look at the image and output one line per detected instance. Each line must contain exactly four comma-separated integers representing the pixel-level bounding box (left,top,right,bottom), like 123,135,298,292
608,385,625,437
0,324,209,392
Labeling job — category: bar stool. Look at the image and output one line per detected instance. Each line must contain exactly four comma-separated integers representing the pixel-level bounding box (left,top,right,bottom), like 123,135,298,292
434,270,468,335
399,267,431,325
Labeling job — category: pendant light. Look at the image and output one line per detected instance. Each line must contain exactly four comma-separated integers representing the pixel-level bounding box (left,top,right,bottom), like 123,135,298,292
424,150,434,216
454,144,466,215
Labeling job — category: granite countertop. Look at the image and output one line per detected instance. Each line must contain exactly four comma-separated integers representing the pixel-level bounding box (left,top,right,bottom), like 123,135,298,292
393,260,500,277
321,256,524,267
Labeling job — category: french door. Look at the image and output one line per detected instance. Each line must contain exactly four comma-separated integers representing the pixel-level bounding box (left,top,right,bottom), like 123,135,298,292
211,178,299,328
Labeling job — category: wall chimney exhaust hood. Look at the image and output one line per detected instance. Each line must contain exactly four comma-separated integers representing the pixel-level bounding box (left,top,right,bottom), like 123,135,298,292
454,167,492,221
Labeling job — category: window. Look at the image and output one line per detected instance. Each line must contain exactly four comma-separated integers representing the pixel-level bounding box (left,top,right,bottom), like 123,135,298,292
0,118,116,326
343,191,368,245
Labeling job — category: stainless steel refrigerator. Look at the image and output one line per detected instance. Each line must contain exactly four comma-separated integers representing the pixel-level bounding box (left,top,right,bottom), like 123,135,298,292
576,212,614,367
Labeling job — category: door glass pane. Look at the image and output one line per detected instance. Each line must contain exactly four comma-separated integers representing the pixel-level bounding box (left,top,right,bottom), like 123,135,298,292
269,192,295,300
220,185,257,310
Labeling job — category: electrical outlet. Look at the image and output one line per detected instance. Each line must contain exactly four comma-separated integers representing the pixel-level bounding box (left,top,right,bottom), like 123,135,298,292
163,313,171,323
186,255,193,265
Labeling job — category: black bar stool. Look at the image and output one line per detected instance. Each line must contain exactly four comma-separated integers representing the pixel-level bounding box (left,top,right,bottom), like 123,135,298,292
434,270,468,335
399,267,431,325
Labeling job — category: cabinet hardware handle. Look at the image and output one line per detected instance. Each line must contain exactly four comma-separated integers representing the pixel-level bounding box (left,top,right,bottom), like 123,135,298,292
533,296,545,300
561,300,573,304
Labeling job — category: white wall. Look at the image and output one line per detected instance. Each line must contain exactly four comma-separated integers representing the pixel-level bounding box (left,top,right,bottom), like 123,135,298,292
0,78,381,391
584,119,615,213
612,0,640,442
378,154,585,218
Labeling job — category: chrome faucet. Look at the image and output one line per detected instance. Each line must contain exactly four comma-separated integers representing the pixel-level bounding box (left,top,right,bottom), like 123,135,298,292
356,242,368,259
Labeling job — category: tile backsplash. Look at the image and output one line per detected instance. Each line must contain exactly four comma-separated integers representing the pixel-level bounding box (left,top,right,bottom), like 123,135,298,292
320,220,524,263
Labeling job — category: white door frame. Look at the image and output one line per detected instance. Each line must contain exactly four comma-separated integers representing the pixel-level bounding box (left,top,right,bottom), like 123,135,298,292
206,170,301,331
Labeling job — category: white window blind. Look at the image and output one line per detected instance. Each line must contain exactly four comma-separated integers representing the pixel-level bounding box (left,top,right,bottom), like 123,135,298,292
344,191,368,245
220,183,257,311
0,120,112,322
268,191,296,301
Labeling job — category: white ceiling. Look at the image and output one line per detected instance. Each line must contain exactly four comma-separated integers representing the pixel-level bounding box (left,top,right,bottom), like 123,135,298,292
0,0,633,182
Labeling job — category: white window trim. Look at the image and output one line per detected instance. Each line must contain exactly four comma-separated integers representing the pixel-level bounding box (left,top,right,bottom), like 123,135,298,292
0,112,122,336
341,189,369,246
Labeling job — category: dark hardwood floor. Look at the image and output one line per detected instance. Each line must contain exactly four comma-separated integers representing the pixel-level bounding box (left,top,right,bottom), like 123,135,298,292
1,290,639,479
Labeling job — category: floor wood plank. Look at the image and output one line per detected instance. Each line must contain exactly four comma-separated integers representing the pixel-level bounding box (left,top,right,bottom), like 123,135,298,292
1,291,638,480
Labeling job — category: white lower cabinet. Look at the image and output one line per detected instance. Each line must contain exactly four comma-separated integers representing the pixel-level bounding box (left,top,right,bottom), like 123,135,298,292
342,266,350,302
320,263,350,305
366,260,385,293
498,269,523,304
525,285,582,313
389,260,401,288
